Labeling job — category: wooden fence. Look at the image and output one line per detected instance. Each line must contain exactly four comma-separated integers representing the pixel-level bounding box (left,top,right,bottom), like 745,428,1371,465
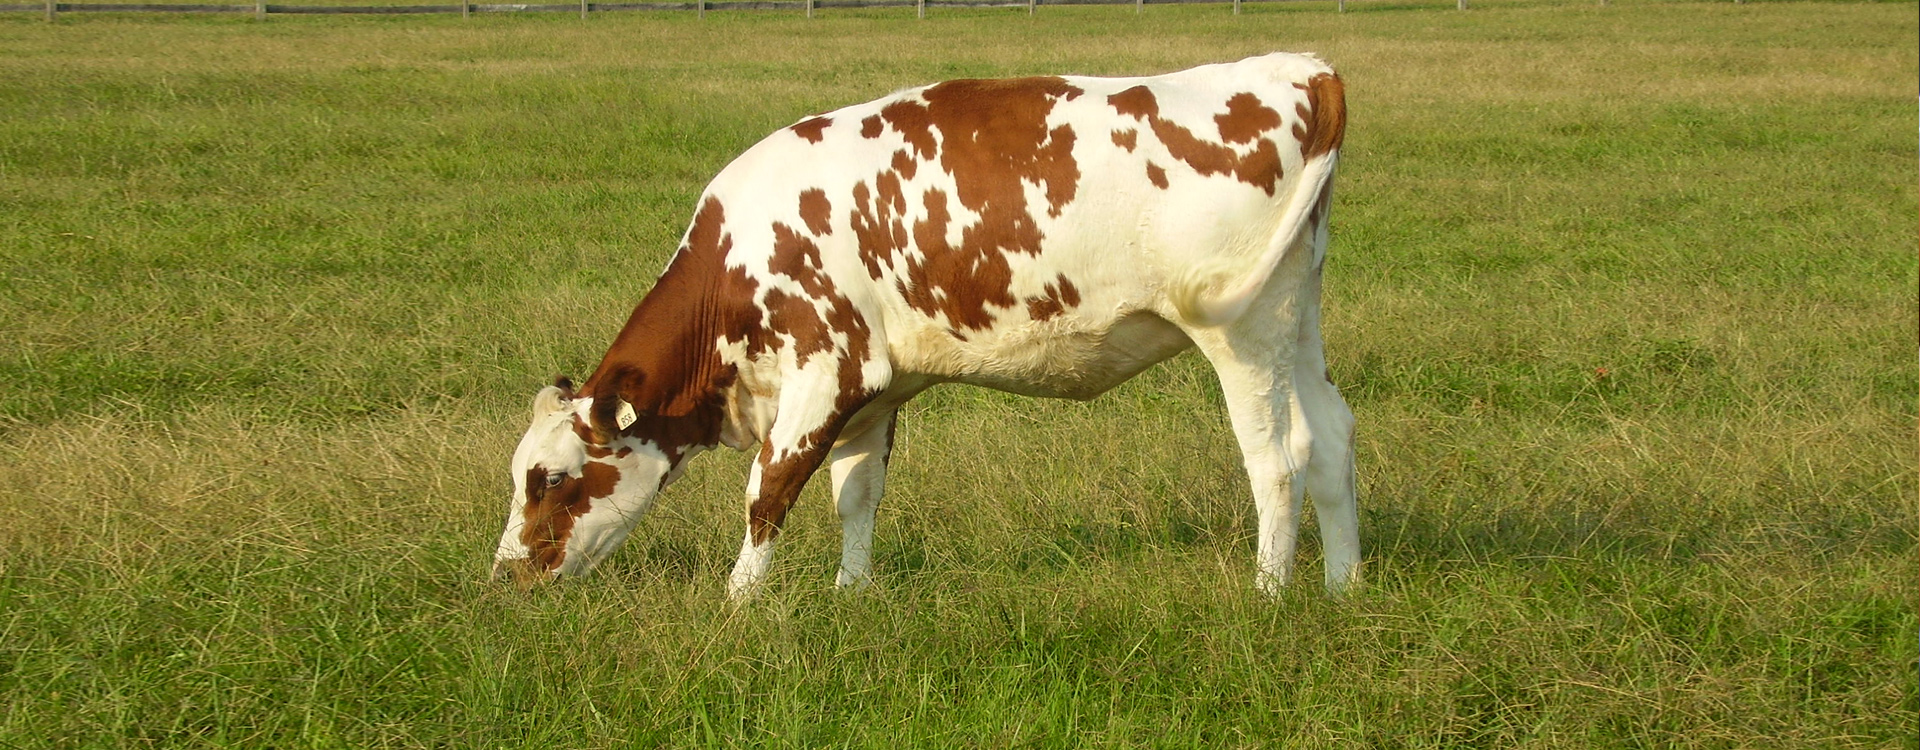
9,0,1657,21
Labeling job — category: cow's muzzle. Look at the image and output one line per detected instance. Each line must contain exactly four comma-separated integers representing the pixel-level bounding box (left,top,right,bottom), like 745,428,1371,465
491,558,561,591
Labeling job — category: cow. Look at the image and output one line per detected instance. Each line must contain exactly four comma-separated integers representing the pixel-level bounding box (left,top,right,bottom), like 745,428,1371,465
491,52,1359,599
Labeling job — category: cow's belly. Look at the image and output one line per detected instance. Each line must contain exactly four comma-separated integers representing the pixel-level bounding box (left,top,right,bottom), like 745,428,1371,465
887,309,1193,401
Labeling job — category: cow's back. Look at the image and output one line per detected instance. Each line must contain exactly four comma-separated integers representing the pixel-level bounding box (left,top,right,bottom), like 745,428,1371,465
697,52,1340,397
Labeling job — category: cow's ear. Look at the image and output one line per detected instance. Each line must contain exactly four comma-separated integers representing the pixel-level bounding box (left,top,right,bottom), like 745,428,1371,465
531,380,573,421
586,371,644,445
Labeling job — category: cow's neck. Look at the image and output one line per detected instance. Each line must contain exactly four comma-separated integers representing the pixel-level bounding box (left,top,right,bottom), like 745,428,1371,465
581,251,752,441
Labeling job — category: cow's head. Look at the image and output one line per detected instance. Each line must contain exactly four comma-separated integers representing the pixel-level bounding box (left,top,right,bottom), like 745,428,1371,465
490,376,701,585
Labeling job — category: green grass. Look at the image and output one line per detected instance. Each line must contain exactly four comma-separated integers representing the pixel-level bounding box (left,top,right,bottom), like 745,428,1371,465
1,3,1915,747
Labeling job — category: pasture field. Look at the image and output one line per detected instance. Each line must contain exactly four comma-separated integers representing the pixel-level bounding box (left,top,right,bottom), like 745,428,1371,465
1,3,1916,747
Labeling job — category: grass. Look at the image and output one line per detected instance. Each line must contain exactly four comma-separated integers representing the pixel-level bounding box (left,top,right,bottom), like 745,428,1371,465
1,2,1915,747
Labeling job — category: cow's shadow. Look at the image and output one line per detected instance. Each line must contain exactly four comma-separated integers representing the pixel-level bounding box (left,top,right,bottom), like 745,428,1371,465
601,473,1900,590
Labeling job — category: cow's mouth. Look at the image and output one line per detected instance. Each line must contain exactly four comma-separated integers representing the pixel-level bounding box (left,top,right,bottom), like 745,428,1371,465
492,557,561,591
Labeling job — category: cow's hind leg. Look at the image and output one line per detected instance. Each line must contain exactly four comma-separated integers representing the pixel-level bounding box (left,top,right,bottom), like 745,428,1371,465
829,410,896,588
1190,327,1314,596
1295,306,1361,593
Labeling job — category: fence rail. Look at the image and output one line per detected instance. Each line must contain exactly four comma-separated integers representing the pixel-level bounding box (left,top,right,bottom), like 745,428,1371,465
6,0,1747,17
0,0,1512,17
1,0,1149,11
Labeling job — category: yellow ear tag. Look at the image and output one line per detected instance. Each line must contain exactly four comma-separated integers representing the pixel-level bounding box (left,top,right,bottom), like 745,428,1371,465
615,400,637,430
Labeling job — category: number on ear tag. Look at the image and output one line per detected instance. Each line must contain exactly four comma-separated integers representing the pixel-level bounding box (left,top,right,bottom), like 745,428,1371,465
615,400,637,430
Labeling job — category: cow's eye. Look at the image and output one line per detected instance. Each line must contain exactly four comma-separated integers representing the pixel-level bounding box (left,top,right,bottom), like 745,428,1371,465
544,473,564,488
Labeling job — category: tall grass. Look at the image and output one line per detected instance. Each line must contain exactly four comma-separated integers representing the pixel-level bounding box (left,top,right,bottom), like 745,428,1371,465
1,3,1914,747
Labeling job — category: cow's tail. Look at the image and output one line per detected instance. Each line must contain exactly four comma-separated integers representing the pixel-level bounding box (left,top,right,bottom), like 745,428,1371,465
1169,71,1345,329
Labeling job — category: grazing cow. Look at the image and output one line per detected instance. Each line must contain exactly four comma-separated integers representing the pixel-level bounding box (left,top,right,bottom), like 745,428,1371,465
492,52,1359,598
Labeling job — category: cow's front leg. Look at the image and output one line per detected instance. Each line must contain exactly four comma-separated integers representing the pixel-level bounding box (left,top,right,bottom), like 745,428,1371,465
830,410,897,589
726,374,873,600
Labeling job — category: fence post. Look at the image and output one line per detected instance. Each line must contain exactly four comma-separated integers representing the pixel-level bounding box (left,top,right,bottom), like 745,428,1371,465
579,0,586,18
1456,0,1465,9
916,0,924,18
1232,0,1240,13
1027,0,1033,15
43,0,53,21
698,0,704,18
1135,0,1140,14
805,0,812,17
1337,0,1344,10
461,1,468,17
254,0,264,18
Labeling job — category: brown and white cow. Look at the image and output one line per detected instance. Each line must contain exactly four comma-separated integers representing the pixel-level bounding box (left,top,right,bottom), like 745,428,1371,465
492,52,1359,598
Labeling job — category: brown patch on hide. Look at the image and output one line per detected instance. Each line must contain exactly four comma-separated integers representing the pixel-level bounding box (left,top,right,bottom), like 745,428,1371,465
891,149,918,181
758,289,835,360
1214,92,1283,145
881,99,937,160
1111,128,1138,152
850,178,910,280
759,222,876,390
865,77,1086,333
771,223,829,296
579,460,621,502
826,307,873,409
1106,85,1157,120
1107,85,1284,195
520,459,620,571
1146,162,1168,189
876,170,908,232
791,116,832,144
860,115,883,139
760,220,876,371
901,186,1016,333
798,189,833,237
921,76,1082,218
570,417,634,460
1024,273,1082,322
